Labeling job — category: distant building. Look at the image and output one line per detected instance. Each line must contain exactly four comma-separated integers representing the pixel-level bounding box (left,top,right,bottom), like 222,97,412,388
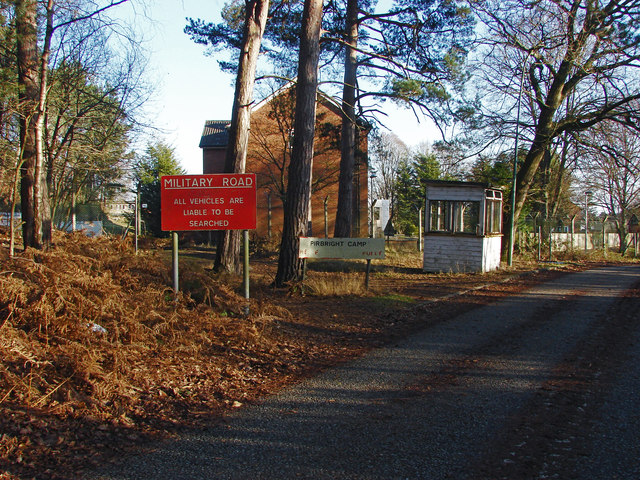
200,120,230,176
423,180,503,273
199,84,370,238
104,201,134,222
371,199,390,238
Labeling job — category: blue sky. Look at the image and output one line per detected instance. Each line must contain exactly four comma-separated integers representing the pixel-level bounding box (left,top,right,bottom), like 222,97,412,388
123,0,437,174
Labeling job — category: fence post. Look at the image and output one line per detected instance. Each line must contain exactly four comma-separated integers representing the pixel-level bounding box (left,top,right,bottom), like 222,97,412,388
267,193,272,241
538,226,542,262
603,216,608,258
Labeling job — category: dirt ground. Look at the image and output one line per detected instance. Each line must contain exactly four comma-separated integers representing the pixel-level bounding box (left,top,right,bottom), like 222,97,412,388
0,235,605,479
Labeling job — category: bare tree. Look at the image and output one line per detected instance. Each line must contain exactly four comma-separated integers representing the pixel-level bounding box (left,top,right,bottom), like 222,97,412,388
274,0,323,287
13,0,136,250
369,131,409,203
250,84,341,207
473,0,640,246
579,121,640,254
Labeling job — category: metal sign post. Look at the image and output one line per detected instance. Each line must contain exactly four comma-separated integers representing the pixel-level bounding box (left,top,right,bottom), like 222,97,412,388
172,231,179,293
160,174,257,305
243,229,250,316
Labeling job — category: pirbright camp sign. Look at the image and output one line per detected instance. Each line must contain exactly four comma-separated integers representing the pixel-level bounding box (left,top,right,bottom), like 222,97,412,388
160,174,256,231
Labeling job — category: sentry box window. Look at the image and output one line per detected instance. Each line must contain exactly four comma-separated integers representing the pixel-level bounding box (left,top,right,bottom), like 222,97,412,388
426,186,502,237
429,200,481,235
424,181,503,273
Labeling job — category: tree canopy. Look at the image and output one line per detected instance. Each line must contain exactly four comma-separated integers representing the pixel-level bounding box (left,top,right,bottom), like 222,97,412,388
471,0,640,240
135,142,185,237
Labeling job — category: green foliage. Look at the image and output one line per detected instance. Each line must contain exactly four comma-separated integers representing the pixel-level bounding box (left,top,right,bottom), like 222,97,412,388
135,142,185,237
468,154,513,189
372,293,416,308
185,0,474,121
394,151,442,235
0,8,18,208
391,78,426,101
184,0,245,73
391,77,452,104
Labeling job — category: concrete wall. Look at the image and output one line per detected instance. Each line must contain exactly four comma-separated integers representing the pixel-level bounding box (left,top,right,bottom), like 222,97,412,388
372,199,390,238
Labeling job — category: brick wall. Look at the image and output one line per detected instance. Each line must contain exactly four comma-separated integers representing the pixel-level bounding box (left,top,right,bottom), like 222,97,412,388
202,89,369,239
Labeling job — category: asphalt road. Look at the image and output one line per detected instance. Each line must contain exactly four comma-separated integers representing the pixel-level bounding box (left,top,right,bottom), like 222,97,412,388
87,265,640,480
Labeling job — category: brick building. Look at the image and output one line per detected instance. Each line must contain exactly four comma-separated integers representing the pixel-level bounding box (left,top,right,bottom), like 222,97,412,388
199,85,369,239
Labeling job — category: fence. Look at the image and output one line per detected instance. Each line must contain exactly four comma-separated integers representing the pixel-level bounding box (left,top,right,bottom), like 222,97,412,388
0,211,21,227
517,215,639,258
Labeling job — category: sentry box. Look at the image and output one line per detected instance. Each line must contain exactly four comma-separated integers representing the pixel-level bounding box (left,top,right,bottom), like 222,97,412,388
423,180,503,273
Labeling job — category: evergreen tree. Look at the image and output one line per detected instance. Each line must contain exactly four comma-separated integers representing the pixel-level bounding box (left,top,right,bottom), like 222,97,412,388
468,153,512,189
395,151,442,235
135,142,185,237
186,0,474,237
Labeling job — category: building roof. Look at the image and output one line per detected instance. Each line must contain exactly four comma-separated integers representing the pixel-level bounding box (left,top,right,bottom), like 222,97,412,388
199,120,231,149
425,180,502,191
199,83,351,150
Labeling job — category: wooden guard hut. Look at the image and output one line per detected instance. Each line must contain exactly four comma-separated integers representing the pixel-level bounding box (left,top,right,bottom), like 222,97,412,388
423,180,503,273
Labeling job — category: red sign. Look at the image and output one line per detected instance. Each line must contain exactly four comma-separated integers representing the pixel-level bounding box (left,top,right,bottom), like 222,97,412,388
160,174,256,231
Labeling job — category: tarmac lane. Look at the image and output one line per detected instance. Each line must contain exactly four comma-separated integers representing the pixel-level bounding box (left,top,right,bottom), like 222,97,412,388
87,265,640,480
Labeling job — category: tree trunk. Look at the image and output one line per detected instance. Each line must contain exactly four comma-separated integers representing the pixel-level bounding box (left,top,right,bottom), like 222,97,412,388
214,0,270,274
35,0,55,247
15,0,40,249
275,0,323,287
616,212,629,255
333,0,358,238
503,64,568,256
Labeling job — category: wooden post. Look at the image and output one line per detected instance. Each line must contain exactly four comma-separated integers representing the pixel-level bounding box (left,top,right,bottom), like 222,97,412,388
418,207,423,252
324,195,329,238
365,259,372,290
603,216,608,258
135,185,140,254
267,193,272,241
71,179,77,232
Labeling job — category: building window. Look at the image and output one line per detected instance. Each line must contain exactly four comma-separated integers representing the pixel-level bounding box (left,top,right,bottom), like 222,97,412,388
429,200,480,234
485,190,502,234
454,201,480,234
429,200,450,232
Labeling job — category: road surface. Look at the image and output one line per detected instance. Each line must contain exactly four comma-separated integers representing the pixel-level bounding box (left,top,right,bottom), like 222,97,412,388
88,265,640,480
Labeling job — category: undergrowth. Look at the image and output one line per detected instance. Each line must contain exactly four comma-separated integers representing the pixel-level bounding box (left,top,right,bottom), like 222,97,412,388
303,272,368,296
0,231,300,479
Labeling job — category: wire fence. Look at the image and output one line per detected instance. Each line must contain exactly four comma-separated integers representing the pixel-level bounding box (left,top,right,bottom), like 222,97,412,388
516,215,640,259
